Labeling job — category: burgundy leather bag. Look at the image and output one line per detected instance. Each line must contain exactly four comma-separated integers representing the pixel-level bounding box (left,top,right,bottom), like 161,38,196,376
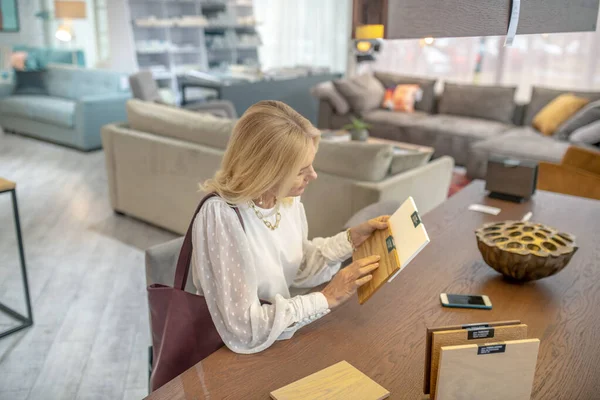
147,193,245,391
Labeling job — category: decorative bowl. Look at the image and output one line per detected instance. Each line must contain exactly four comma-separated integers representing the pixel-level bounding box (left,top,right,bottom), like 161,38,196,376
475,220,578,282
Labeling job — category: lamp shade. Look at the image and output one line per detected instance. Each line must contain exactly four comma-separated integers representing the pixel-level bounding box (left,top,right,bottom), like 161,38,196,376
54,1,87,19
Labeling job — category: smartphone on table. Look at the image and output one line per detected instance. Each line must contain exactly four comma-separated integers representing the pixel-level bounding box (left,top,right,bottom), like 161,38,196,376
440,293,492,310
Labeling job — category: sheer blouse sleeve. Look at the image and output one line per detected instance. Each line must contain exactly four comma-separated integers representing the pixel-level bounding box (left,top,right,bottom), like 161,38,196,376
192,199,330,354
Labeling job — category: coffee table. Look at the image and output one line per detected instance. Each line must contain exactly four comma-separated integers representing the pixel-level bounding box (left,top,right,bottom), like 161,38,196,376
145,181,600,400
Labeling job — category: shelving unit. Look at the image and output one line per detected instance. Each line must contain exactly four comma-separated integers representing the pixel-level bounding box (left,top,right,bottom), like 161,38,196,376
128,0,261,98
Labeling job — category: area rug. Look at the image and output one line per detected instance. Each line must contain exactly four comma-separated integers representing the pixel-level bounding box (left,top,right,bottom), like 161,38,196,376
448,170,473,197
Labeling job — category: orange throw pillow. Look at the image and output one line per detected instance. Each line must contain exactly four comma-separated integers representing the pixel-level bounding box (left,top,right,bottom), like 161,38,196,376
532,94,590,136
382,84,422,112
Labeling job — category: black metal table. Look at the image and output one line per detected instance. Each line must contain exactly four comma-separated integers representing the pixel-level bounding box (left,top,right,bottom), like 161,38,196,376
0,178,33,339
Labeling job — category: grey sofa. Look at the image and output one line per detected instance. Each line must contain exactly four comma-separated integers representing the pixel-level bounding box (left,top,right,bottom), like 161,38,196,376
313,73,600,179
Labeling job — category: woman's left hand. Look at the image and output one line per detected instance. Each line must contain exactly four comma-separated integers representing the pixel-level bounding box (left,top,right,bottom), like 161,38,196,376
349,215,390,248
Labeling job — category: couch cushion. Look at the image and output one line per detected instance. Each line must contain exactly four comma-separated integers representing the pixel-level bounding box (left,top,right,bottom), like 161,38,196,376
44,64,128,100
333,74,385,114
570,120,600,145
532,94,589,136
313,141,393,182
0,96,34,119
126,99,236,149
0,95,76,128
418,115,511,139
310,81,350,115
29,96,76,128
555,100,600,141
438,83,516,124
374,72,437,113
362,109,429,126
466,127,570,179
524,86,600,126
390,147,433,175
473,127,569,162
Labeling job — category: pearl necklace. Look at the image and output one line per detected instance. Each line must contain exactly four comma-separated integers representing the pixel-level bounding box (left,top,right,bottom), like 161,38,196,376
248,200,281,231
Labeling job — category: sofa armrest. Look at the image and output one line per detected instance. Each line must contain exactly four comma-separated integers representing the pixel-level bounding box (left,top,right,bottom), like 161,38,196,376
75,92,131,150
560,146,600,176
0,82,15,98
184,99,237,119
353,156,455,216
538,162,600,200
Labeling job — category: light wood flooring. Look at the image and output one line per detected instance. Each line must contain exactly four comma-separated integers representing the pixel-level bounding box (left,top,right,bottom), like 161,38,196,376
0,132,177,400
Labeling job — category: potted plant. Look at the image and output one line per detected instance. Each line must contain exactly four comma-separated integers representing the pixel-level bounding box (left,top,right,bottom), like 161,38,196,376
343,117,371,141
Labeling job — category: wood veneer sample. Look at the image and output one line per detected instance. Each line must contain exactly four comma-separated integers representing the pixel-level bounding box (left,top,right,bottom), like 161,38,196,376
423,320,521,395
354,228,399,305
436,339,540,400
355,197,429,304
430,324,528,399
270,360,389,400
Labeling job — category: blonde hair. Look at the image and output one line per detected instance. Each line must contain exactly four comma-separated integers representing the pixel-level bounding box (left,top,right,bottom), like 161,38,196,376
201,100,320,204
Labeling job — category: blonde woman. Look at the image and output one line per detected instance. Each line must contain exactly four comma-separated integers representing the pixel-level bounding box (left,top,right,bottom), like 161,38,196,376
192,100,388,354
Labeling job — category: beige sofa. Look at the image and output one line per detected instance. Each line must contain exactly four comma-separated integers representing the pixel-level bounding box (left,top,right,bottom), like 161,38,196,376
102,100,454,238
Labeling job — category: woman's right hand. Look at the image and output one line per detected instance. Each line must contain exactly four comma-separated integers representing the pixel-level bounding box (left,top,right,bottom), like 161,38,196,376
321,255,380,309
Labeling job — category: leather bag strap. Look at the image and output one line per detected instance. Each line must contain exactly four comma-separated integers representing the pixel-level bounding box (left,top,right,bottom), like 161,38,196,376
174,193,245,290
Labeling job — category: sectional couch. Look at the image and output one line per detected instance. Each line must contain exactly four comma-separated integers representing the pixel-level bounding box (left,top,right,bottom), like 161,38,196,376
312,72,600,179
102,99,454,239
0,64,130,150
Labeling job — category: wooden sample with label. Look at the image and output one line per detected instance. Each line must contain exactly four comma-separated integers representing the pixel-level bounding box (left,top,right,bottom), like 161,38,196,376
423,320,521,395
355,196,429,304
436,339,540,400
270,360,389,400
430,324,528,399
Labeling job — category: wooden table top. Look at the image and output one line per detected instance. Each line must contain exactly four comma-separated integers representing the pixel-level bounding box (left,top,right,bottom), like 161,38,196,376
0,177,16,193
146,180,600,400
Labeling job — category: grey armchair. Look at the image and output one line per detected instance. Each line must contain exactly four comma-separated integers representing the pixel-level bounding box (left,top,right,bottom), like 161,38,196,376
129,71,237,119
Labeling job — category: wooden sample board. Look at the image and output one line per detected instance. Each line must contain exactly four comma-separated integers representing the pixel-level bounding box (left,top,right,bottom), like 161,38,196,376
270,360,389,400
423,320,521,395
436,339,540,400
430,324,528,399
355,196,429,304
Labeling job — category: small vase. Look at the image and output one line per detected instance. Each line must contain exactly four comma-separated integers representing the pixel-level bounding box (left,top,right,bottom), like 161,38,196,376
351,129,369,141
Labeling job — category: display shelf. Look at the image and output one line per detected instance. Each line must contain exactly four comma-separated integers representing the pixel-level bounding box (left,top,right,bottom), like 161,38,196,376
128,0,260,98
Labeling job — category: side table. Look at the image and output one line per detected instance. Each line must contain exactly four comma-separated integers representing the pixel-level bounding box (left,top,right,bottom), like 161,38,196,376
0,178,33,339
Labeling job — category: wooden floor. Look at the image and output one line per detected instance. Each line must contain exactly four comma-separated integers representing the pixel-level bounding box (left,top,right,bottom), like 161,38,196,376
0,132,177,400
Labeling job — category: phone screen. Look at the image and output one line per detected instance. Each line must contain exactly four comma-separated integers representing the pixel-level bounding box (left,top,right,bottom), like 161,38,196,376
446,294,486,306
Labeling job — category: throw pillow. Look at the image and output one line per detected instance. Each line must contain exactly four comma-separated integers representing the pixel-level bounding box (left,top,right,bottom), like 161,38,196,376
14,71,48,95
389,147,433,175
313,140,393,182
310,81,350,115
532,94,590,136
382,84,423,113
438,83,517,124
374,72,437,113
569,120,600,145
554,100,600,141
333,74,385,114
10,52,27,71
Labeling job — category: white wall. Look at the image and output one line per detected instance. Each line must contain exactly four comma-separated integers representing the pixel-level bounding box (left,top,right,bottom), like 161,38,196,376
0,0,46,47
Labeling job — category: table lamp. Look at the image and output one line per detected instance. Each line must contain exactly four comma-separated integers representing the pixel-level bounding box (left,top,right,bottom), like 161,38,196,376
54,1,87,43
